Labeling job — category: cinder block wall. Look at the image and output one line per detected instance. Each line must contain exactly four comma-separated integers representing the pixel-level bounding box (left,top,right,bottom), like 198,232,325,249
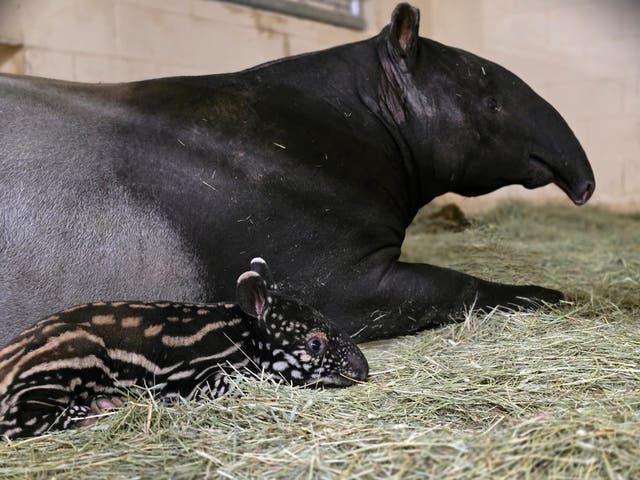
423,0,639,212
0,0,396,80
0,0,638,211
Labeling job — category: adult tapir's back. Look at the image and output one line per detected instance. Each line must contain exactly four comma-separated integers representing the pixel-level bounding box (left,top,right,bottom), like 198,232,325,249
0,4,595,345
0,75,205,340
0,45,400,343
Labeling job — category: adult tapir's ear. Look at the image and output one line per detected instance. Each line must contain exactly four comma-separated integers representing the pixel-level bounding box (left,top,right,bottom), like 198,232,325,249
237,271,268,319
388,3,420,69
250,257,276,289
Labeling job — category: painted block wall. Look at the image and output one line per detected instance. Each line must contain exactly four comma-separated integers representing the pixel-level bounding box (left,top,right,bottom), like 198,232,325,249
423,0,639,212
0,0,637,211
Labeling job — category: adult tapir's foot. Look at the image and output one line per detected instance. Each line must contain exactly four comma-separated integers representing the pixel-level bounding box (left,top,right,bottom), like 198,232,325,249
343,261,566,341
478,281,564,311
517,284,564,305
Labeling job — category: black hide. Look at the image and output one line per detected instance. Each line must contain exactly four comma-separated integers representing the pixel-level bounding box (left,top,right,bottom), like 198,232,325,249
0,3,595,344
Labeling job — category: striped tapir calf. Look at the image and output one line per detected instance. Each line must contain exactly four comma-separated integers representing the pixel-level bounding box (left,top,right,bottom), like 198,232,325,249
0,259,368,439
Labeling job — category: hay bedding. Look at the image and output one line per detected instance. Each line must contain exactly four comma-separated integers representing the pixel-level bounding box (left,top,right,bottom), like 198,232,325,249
1,203,638,479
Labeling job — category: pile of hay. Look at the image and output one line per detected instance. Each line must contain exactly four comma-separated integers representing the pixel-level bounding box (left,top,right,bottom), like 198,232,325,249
1,203,638,479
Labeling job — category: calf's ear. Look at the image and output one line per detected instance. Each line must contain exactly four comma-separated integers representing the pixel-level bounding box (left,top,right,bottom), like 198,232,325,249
249,257,276,289
387,3,420,70
237,271,268,319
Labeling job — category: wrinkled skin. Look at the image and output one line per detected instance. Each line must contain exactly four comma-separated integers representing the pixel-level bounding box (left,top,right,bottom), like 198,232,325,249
0,3,594,344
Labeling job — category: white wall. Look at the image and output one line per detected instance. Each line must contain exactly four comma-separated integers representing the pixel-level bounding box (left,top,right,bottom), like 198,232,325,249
423,0,640,212
0,0,400,80
0,0,637,211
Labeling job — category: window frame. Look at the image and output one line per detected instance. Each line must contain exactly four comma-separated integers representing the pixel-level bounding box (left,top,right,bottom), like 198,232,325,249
220,0,365,30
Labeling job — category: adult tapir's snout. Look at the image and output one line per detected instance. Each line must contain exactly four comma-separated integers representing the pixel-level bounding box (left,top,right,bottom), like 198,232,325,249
527,102,595,205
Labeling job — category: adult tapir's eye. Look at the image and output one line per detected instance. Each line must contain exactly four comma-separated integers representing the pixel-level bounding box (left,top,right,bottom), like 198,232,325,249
306,334,327,355
487,96,501,112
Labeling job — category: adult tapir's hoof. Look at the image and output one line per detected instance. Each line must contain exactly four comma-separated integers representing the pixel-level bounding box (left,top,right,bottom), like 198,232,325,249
512,285,564,307
478,281,564,313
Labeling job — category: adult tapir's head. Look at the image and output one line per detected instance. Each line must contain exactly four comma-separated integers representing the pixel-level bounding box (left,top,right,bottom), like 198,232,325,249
374,3,595,205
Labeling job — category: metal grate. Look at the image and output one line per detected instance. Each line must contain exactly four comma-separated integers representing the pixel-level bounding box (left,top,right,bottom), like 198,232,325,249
220,0,365,30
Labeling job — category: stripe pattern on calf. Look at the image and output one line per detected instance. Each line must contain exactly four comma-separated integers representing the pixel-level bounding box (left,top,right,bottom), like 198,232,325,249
0,260,369,439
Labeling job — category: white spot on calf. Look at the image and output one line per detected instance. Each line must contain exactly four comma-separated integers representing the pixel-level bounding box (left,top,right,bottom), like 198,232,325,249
272,361,289,372
122,316,143,328
92,314,116,326
299,353,311,363
167,369,195,381
129,303,155,310
144,324,164,337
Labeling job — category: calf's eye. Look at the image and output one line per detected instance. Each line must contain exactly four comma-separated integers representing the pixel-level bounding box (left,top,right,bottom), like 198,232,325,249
306,335,327,355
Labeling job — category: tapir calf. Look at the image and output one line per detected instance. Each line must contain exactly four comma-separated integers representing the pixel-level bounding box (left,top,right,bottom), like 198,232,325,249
0,3,594,344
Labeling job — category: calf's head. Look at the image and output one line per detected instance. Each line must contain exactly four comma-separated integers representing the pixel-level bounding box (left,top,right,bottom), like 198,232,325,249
236,259,369,387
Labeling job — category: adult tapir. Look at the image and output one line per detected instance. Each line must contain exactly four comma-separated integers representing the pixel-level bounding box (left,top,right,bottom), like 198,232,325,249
0,3,594,345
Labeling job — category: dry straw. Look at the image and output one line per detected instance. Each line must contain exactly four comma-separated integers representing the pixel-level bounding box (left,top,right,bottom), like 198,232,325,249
1,203,638,479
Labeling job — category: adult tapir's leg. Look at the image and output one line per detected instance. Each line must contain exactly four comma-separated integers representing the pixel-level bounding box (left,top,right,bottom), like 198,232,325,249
344,261,562,342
